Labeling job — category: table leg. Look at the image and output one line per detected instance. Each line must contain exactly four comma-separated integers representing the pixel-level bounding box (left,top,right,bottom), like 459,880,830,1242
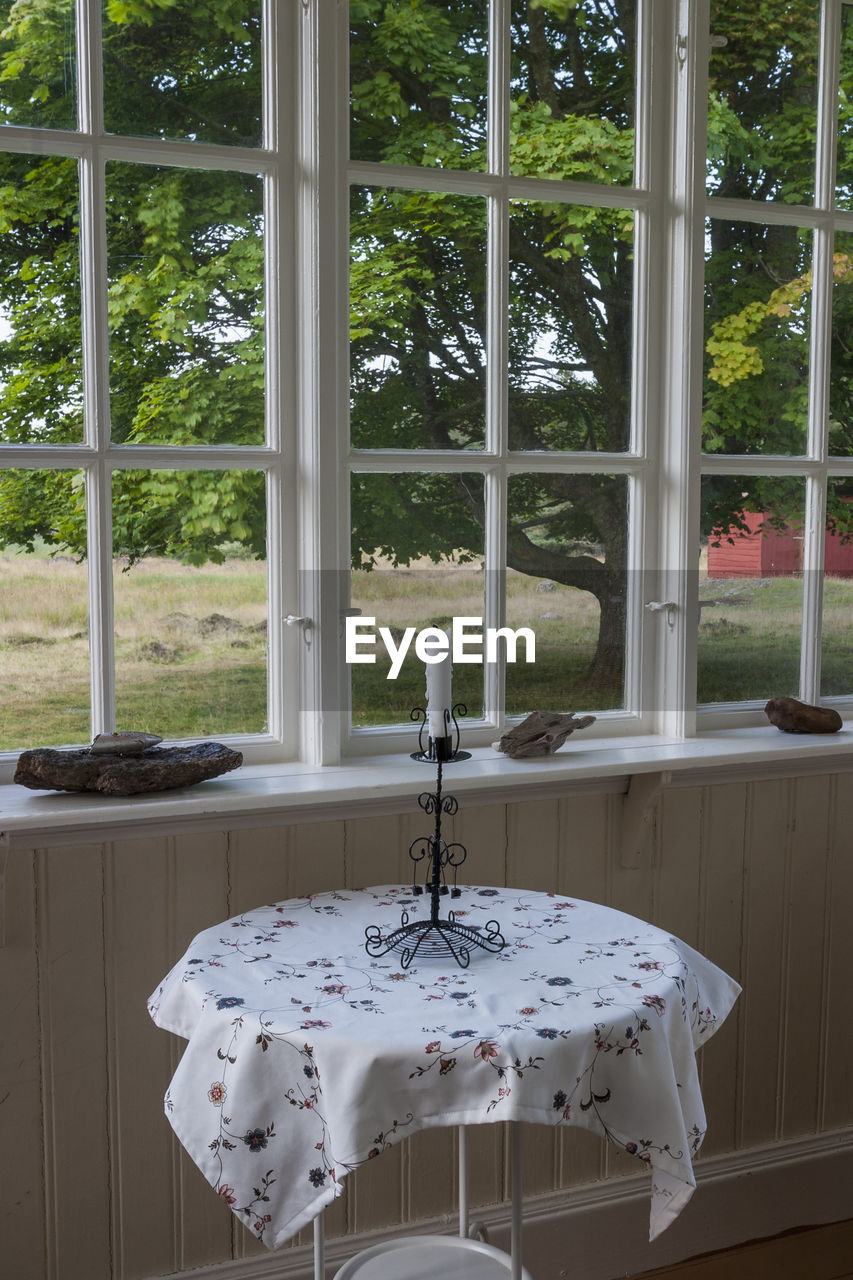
458,1125,469,1239
314,1210,325,1280
510,1121,523,1280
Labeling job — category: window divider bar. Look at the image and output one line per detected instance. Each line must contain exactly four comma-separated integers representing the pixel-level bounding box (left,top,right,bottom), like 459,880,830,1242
704,195,838,229
799,473,827,706
264,0,297,755
815,0,842,213
297,0,348,765
85,461,116,737
77,0,115,738
654,0,711,739
76,0,104,136
348,452,646,471
483,472,506,732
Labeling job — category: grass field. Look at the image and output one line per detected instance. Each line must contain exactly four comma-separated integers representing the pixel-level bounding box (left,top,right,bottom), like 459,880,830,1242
1,548,850,750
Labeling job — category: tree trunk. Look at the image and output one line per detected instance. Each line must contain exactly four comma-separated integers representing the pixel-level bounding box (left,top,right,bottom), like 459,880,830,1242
586,580,626,695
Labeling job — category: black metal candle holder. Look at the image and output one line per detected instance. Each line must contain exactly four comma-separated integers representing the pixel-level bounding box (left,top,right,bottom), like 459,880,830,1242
365,715,505,970
409,703,471,763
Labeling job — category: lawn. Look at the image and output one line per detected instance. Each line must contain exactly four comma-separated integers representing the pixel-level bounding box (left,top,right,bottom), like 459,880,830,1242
1,547,850,751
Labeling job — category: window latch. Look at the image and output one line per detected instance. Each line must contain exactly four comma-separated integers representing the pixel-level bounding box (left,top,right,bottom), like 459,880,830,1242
284,615,312,628
645,600,678,628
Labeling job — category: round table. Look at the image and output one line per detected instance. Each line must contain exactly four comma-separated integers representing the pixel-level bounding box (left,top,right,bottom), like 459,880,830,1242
148,885,739,1267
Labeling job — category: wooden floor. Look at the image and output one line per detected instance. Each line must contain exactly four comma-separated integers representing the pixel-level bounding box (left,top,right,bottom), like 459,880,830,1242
635,1218,853,1279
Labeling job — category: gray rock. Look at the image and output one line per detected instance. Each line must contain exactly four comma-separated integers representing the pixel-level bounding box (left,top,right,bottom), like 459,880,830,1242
14,742,243,796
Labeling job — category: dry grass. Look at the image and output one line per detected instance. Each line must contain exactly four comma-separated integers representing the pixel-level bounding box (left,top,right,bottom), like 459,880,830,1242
1,547,850,750
0,551,268,748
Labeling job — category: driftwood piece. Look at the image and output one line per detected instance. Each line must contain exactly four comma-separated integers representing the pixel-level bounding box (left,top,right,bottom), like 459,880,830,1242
764,696,842,735
14,742,243,796
493,710,596,758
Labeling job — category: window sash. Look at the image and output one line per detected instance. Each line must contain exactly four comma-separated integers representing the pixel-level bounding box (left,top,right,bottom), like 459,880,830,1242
0,0,300,761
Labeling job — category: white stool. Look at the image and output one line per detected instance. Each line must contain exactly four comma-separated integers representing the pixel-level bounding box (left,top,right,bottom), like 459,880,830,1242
331,1233,534,1279
324,1124,531,1280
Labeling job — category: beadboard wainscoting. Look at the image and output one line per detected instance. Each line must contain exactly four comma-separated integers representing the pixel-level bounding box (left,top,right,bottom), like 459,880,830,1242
2,769,853,1279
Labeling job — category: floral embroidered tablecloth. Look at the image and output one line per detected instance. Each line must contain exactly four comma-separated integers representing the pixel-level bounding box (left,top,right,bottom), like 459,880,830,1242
148,885,740,1250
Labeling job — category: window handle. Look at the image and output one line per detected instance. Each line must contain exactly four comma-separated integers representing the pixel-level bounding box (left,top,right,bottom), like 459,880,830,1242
645,600,678,628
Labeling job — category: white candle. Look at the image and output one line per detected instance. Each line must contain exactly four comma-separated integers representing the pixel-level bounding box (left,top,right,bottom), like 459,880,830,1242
424,628,452,740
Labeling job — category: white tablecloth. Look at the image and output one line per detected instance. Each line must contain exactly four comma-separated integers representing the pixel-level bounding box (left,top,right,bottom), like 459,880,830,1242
148,886,739,1250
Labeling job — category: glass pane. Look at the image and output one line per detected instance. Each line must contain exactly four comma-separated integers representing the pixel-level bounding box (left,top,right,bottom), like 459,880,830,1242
350,0,487,170
102,0,261,146
506,473,627,714
706,0,819,204
106,163,264,446
703,220,810,456
837,3,853,208
510,0,635,186
350,473,485,727
350,186,486,450
699,475,804,703
509,202,633,452
0,154,82,444
0,0,76,129
0,469,89,750
821,477,853,697
113,469,267,738
829,230,853,456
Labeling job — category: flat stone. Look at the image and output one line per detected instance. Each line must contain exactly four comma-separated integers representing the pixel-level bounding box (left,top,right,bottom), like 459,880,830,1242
14,742,243,796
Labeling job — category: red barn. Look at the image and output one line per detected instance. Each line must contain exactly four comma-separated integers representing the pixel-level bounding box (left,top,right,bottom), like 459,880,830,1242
707,511,853,577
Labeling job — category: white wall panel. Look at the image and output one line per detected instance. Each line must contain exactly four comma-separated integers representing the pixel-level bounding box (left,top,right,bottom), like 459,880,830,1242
3,770,853,1278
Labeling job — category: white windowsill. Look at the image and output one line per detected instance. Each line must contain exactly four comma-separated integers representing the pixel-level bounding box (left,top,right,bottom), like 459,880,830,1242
2,724,853,848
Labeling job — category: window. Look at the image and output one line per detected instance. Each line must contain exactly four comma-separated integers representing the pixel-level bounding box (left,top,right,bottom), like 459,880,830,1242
1,0,851,771
0,0,295,759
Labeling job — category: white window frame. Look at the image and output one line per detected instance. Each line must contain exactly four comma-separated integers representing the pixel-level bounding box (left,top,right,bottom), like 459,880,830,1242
0,0,300,767
1,0,852,778
695,0,853,731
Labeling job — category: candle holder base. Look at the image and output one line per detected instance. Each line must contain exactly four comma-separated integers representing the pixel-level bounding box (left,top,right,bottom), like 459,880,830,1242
365,910,505,970
410,749,471,762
